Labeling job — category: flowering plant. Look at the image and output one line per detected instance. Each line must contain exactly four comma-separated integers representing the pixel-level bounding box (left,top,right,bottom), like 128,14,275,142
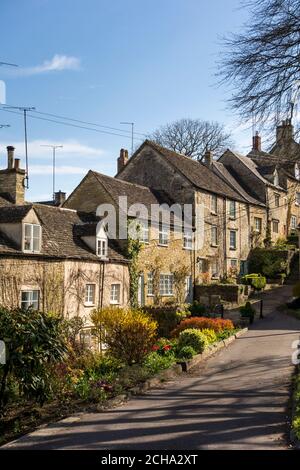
151,338,174,356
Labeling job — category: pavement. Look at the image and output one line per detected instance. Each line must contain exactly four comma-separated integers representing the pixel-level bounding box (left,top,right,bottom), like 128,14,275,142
3,284,300,450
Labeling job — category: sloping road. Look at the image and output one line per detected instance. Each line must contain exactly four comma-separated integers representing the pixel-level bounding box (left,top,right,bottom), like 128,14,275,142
3,286,300,450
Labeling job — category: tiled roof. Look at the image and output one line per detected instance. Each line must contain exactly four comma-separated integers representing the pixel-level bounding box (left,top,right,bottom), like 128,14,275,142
0,203,127,263
0,205,32,223
212,161,264,206
140,140,248,203
91,170,173,209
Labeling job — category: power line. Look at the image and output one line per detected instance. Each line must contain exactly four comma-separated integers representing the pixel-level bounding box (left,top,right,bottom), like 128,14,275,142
120,122,134,155
31,109,147,137
0,106,145,141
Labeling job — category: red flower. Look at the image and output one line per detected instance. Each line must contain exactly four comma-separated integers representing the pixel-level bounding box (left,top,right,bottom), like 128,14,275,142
152,345,159,351
163,344,171,351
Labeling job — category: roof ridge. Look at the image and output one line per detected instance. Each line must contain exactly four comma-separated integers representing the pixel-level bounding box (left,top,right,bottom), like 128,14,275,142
92,170,154,192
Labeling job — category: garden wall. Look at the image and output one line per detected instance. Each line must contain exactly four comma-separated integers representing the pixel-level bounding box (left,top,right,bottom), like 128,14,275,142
194,284,247,304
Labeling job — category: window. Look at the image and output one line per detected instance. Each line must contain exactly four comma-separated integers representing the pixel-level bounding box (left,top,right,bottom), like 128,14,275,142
229,230,237,250
85,284,96,305
211,260,219,279
159,274,174,296
272,219,279,233
21,290,39,310
229,200,236,219
240,260,248,276
274,194,280,208
254,217,262,233
296,192,300,206
211,195,218,214
147,272,154,296
97,238,107,258
139,221,149,243
230,259,238,268
211,226,218,246
110,284,121,304
291,215,297,230
295,164,300,181
23,224,41,253
183,231,193,250
159,224,169,246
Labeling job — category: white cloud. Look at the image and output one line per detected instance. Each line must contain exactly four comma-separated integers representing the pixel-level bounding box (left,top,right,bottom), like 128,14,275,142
17,55,80,76
0,139,104,159
30,165,87,175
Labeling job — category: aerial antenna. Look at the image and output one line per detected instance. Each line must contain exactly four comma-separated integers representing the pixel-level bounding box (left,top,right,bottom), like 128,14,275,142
0,124,10,129
40,144,63,200
120,121,134,156
4,105,35,188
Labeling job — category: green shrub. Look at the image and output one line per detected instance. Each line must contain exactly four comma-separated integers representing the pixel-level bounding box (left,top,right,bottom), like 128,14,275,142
176,346,196,360
201,328,217,344
248,247,289,278
188,301,207,317
216,329,236,341
240,302,256,323
0,308,67,411
143,306,190,338
293,282,300,298
143,352,175,375
178,329,208,353
242,273,266,290
91,307,157,365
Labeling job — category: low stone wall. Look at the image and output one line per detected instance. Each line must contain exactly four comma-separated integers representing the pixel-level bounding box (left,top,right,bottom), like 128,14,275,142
194,284,247,304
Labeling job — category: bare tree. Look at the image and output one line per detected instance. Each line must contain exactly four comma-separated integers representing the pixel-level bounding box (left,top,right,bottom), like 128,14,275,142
150,118,233,160
219,0,300,128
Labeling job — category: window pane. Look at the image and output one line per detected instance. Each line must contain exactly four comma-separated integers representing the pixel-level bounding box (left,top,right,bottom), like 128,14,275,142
21,290,39,310
110,284,121,303
147,273,154,296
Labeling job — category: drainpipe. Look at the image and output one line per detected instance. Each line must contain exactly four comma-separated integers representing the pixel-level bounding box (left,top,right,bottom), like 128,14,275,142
223,197,227,276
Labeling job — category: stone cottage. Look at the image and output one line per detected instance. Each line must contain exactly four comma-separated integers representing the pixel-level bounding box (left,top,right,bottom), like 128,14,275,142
0,146,129,341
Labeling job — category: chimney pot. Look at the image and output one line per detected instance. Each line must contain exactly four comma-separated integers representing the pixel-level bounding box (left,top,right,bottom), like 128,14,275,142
117,148,129,173
7,146,15,169
14,158,20,170
204,150,213,167
54,190,66,206
252,131,261,152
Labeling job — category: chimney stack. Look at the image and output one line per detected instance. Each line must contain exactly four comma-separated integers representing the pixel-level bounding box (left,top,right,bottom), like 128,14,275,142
252,131,261,152
204,150,213,167
276,119,294,144
7,146,15,169
0,146,25,204
54,190,66,206
117,148,129,173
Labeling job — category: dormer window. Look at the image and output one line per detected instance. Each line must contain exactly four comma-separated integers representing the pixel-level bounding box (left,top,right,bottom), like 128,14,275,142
295,164,300,181
23,223,41,253
97,238,108,258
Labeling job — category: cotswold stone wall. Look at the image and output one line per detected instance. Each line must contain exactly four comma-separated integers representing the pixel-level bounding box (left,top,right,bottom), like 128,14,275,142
194,284,242,304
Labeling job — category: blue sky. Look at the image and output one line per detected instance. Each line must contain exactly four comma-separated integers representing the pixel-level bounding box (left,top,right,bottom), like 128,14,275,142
0,0,251,201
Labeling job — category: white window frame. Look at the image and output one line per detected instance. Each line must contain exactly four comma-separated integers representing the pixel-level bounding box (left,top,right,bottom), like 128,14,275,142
21,290,39,310
158,224,169,246
211,195,218,214
291,215,297,230
97,237,108,258
211,260,219,279
147,272,154,297
211,226,218,246
139,220,149,243
229,230,237,250
254,217,262,233
229,200,236,219
85,283,96,306
23,223,41,253
183,231,193,250
159,274,174,296
110,283,121,305
272,219,279,233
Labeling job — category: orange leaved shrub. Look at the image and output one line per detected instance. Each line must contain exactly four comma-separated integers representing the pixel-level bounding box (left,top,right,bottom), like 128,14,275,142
171,317,234,337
